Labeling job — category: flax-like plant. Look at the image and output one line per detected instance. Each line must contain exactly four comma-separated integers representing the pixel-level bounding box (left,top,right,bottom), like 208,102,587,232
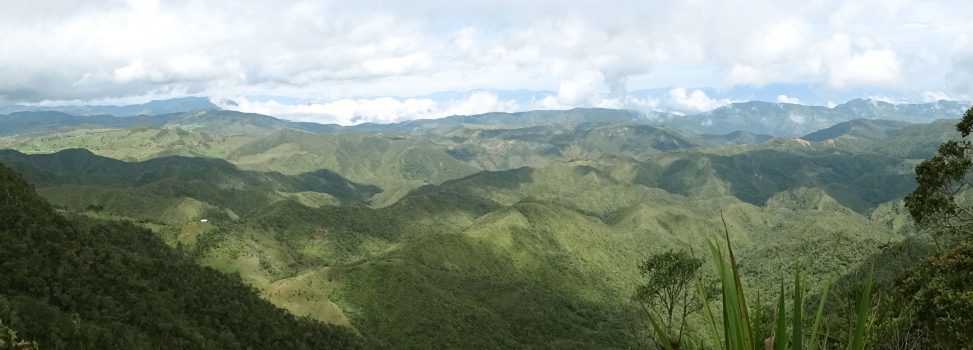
848,265,874,350
691,213,874,350
806,278,832,350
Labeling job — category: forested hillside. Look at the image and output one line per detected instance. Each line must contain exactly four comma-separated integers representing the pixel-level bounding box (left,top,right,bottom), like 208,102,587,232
0,104,970,348
0,163,361,349
6,0,973,347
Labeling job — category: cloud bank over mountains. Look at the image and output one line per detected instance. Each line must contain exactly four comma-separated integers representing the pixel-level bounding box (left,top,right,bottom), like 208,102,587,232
214,88,740,124
1,0,972,124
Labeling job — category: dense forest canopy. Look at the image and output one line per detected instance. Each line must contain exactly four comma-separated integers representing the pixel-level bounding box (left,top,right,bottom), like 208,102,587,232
0,102,970,348
0,163,361,349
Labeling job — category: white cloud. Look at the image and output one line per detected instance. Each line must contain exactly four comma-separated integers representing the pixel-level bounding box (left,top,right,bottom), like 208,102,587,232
948,52,973,95
728,64,767,86
537,95,571,110
729,30,910,91
220,91,521,125
441,91,521,116
0,0,971,118
361,52,433,76
777,95,801,104
665,88,731,113
921,90,950,102
112,59,165,84
751,18,809,62
828,49,903,88
788,114,806,124
865,95,901,104
223,97,438,125
556,70,606,105
920,90,970,102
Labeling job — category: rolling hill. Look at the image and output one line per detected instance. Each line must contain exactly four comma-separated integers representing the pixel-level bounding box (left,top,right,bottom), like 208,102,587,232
0,163,361,349
0,144,915,348
801,119,911,143
2,103,965,348
0,149,381,224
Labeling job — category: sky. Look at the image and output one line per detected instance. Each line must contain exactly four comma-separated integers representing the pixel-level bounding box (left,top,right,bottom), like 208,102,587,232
1,0,972,124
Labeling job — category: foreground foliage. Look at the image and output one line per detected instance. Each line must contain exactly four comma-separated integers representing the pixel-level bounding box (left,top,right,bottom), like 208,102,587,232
906,106,973,244
0,320,37,350
868,104,973,349
641,215,875,350
706,223,871,350
634,250,716,349
869,241,973,349
0,164,361,349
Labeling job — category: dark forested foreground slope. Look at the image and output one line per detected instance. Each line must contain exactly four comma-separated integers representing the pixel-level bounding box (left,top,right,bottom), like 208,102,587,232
0,149,914,347
0,164,361,349
1,103,972,348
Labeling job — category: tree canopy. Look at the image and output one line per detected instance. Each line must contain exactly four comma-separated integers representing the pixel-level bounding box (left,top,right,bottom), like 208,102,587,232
905,106,973,242
0,163,361,349
633,249,715,349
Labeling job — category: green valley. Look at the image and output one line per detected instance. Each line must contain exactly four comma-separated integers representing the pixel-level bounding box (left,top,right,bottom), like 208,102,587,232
7,2,973,348
3,101,967,348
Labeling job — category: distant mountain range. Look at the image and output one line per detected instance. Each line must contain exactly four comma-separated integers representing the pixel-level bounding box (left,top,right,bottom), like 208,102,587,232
0,96,218,116
666,99,969,136
0,109,340,137
1,96,969,137
801,119,911,142
2,92,963,348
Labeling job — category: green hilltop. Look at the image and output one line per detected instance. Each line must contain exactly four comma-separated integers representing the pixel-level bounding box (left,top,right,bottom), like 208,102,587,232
0,102,968,348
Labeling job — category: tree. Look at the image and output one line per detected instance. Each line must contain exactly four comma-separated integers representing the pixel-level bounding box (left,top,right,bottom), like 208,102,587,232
0,320,38,350
633,249,715,349
905,105,973,244
873,105,973,349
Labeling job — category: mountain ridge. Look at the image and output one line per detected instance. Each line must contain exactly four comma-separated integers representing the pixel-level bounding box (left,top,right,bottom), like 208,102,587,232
3,98,969,137
0,96,218,116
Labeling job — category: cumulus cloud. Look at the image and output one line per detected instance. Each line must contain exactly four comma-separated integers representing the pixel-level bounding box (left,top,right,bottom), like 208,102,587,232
226,98,434,125
948,52,973,95
728,30,910,90
556,71,606,106
220,91,521,125
920,90,970,102
221,87,726,126
827,49,903,88
0,0,971,120
728,64,767,86
664,88,732,113
777,95,801,104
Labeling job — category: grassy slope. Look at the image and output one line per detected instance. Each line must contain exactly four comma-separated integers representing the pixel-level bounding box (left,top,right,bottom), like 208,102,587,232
0,127,253,161
0,163,361,349
0,149,379,225
1,114,950,347
1,144,917,347
0,121,751,206
181,159,908,348
226,129,480,206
